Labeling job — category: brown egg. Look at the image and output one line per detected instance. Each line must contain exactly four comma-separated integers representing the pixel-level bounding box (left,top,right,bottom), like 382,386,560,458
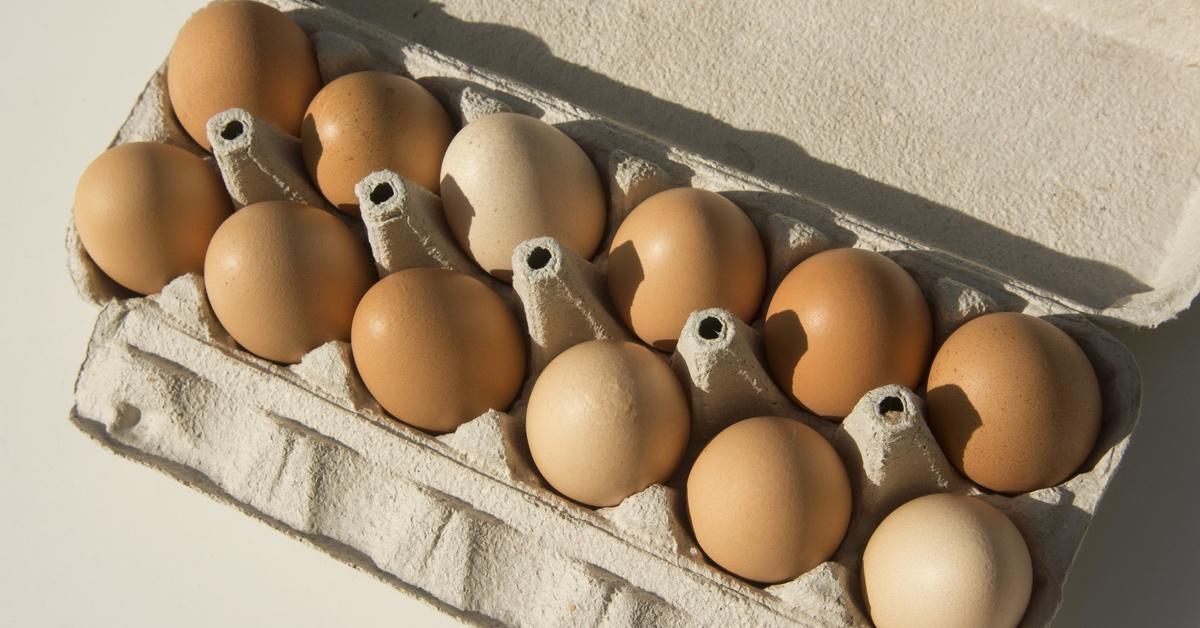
526,340,689,507
351,267,526,433
862,494,1032,628
687,416,851,583
440,113,606,281
926,312,1102,493
168,1,322,151
74,142,231,295
763,248,932,420
204,201,375,363
301,71,454,214
607,188,766,351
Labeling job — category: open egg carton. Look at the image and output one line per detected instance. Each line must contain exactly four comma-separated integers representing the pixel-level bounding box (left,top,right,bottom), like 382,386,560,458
66,1,1142,626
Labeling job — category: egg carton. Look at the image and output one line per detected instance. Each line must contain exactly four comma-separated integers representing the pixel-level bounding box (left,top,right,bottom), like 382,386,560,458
65,1,1141,626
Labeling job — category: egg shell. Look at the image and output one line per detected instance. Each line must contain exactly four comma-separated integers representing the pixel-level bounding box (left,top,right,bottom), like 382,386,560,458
204,201,375,364
686,416,852,584
73,142,231,295
763,247,932,420
350,267,526,434
302,71,454,214
926,312,1102,493
439,112,607,281
526,339,690,507
862,493,1033,628
168,0,322,151
607,187,766,351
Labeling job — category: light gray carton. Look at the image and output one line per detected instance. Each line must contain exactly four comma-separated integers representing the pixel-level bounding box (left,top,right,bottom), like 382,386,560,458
67,2,1153,625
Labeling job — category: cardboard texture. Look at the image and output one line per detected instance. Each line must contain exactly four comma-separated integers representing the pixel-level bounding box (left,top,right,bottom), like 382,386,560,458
67,1,1153,625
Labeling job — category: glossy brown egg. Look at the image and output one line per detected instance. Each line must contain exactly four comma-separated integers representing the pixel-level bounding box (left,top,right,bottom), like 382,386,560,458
526,340,690,507
863,494,1033,628
204,201,375,363
764,248,932,420
926,312,1102,493
440,113,606,281
607,188,766,351
74,142,231,295
301,71,454,214
168,1,322,150
687,416,852,583
351,267,526,434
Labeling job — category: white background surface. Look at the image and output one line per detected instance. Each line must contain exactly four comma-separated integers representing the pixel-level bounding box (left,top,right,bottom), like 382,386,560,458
0,1,1196,627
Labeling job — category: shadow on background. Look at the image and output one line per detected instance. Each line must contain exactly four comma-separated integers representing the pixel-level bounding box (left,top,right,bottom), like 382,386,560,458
1054,298,1200,628
322,0,1150,312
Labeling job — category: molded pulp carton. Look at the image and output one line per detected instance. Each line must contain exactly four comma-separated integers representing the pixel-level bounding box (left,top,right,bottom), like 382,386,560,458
68,1,1182,625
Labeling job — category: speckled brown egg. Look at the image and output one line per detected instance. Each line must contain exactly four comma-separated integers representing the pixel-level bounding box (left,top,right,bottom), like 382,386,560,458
526,340,689,507
439,113,606,282
926,312,1102,493
301,71,454,214
168,1,322,151
862,493,1033,628
687,416,851,583
74,142,231,295
351,267,526,434
607,188,766,351
763,248,932,420
204,201,375,363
